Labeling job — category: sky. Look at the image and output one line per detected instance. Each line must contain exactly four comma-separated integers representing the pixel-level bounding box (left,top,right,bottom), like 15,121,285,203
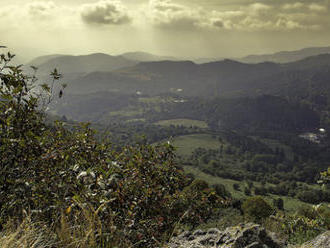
0,0,330,61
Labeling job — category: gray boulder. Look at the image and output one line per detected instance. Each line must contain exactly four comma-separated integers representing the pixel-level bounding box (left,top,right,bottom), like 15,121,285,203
299,231,330,248
168,223,284,248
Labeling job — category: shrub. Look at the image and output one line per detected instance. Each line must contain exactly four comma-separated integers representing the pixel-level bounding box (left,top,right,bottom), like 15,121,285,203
242,196,273,222
212,184,232,199
244,187,251,196
0,51,223,247
233,183,240,191
273,198,284,211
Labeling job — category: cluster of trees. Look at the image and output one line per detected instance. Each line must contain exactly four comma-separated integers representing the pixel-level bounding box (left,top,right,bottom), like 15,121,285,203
145,95,320,133
179,130,329,204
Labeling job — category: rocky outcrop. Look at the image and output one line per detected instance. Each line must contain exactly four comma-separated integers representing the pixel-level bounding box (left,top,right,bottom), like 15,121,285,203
299,231,330,248
168,223,284,248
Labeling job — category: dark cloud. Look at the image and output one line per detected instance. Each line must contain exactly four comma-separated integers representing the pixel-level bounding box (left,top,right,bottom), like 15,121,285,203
213,20,224,28
80,0,131,25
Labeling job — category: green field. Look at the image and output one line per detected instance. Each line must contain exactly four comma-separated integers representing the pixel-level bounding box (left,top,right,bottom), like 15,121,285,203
184,166,246,199
172,133,222,157
184,166,310,212
155,119,208,129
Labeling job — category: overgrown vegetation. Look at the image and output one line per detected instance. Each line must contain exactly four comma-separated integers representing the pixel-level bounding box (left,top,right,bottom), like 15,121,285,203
0,51,225,247
0,50,329,247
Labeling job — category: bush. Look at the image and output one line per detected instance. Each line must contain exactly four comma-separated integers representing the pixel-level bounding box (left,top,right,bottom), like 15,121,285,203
273,198,284,211
233,183,240,191
244,187,251,196
0,51,223,247
212,184,232,199
242,196,273,222
254,186,267,196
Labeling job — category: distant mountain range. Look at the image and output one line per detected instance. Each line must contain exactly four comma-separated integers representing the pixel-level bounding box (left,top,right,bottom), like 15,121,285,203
58,54,329,100
27,45,330,75
121,51,178,62
26,46,330,113
35,50,330,128
238,46,330,64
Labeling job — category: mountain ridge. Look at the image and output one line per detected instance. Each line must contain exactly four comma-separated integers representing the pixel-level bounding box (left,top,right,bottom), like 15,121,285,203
121,51,178,62
62,53,330,101
240,46,330,63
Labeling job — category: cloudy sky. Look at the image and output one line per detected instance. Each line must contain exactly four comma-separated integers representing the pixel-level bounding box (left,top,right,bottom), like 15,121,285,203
1,0,330,61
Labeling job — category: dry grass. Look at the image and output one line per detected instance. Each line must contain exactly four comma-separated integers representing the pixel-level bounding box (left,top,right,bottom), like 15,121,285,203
0,217,56,248
55,201,115,248
0,202,120,248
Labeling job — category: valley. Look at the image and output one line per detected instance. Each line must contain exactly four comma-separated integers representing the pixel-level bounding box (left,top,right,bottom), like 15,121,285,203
2,0,330,246
31,47,330,210
2,45,330,248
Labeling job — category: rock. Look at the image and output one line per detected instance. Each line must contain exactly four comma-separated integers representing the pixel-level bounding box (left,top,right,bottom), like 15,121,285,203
168,223,284,248
299,231,330,248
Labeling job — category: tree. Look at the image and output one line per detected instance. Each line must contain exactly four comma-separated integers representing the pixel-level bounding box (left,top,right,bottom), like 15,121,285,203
233,183,241,191
273,198,284,211
242,196,273,222
254,186,267,196
213,184,232,198
244,187,251,196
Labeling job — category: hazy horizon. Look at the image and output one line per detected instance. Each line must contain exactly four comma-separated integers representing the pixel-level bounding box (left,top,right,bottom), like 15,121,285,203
1,0,330,62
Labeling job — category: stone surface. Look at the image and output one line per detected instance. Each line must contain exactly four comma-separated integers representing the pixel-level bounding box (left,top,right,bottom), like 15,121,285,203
299,231,330,248
167,223,284,248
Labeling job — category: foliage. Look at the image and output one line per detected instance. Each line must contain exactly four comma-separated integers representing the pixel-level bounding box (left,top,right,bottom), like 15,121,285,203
263,204,330,245
212,184,232,199
0,51,224,247
241,196,273,222
273,198,284,211
320,167,330,186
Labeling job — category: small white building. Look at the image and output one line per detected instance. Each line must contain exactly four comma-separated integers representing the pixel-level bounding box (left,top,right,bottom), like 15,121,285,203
299,133,320,143
299,128,327,144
